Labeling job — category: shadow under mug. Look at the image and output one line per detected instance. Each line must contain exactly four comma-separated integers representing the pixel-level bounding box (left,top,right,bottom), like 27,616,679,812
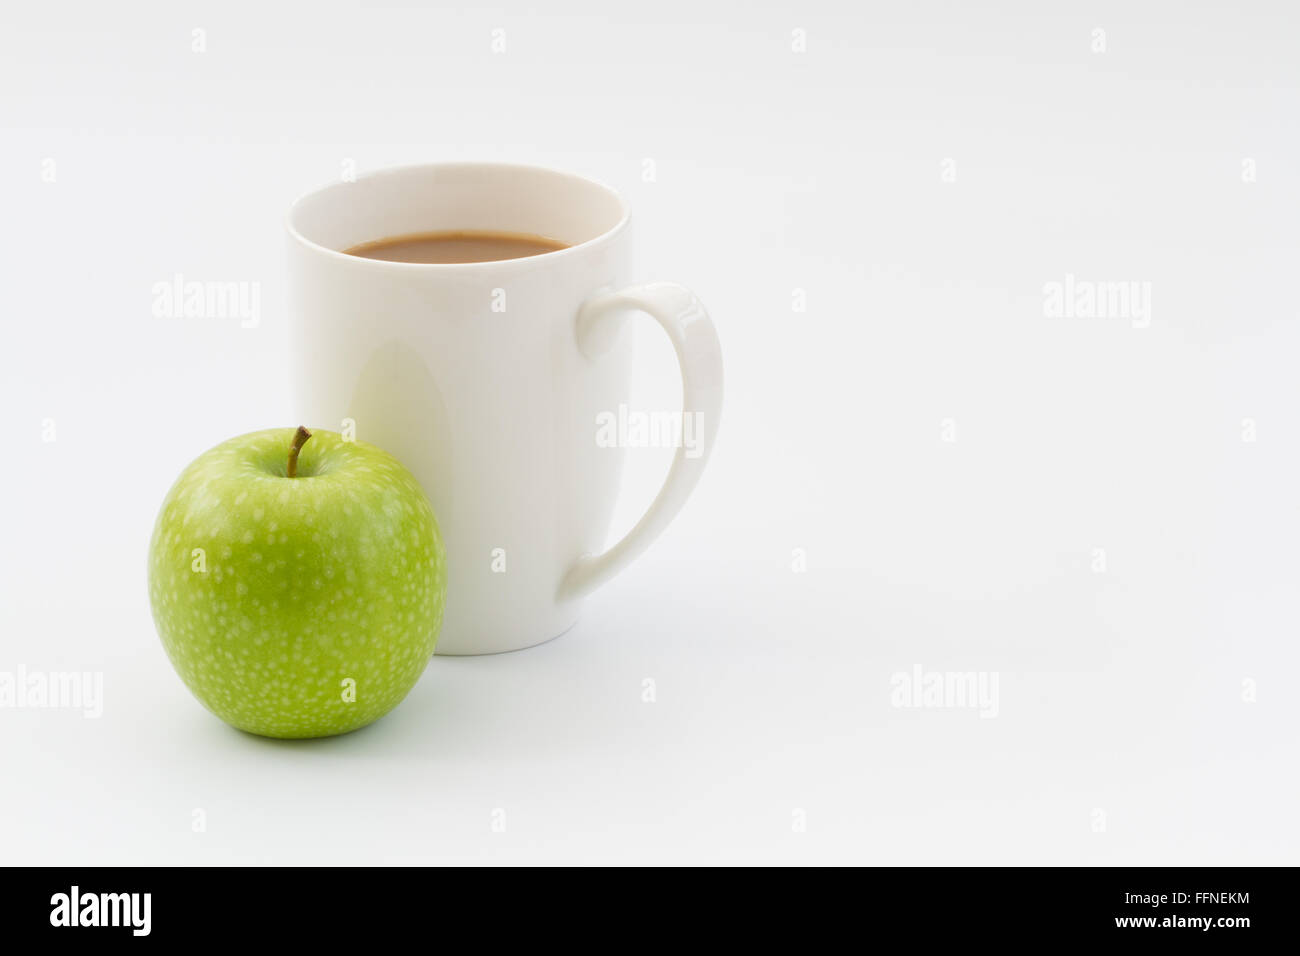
286,162,723,655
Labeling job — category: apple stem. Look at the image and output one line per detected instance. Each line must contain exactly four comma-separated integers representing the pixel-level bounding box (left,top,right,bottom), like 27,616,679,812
287,426,312,478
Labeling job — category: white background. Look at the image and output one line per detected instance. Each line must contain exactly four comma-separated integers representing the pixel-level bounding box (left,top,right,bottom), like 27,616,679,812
1,0,1297,864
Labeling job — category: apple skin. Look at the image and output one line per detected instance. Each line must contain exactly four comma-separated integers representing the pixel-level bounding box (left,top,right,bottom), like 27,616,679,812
147,428,445,739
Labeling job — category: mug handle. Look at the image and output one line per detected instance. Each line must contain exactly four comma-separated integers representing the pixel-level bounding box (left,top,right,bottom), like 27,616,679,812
558,282,724,602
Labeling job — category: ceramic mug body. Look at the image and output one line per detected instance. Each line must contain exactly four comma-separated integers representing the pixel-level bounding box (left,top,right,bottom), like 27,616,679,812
287,163,721,655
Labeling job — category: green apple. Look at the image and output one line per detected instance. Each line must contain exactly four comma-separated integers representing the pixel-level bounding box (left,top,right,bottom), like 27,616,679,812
147,427,446,738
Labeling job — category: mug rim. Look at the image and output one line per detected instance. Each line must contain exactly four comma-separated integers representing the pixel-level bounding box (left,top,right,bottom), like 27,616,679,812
285,161,632,270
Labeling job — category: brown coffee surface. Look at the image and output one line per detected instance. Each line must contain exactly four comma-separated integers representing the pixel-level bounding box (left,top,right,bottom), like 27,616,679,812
343,230,569,263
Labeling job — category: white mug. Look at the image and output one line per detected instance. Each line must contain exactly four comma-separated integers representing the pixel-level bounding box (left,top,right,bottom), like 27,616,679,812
287,163,723,655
